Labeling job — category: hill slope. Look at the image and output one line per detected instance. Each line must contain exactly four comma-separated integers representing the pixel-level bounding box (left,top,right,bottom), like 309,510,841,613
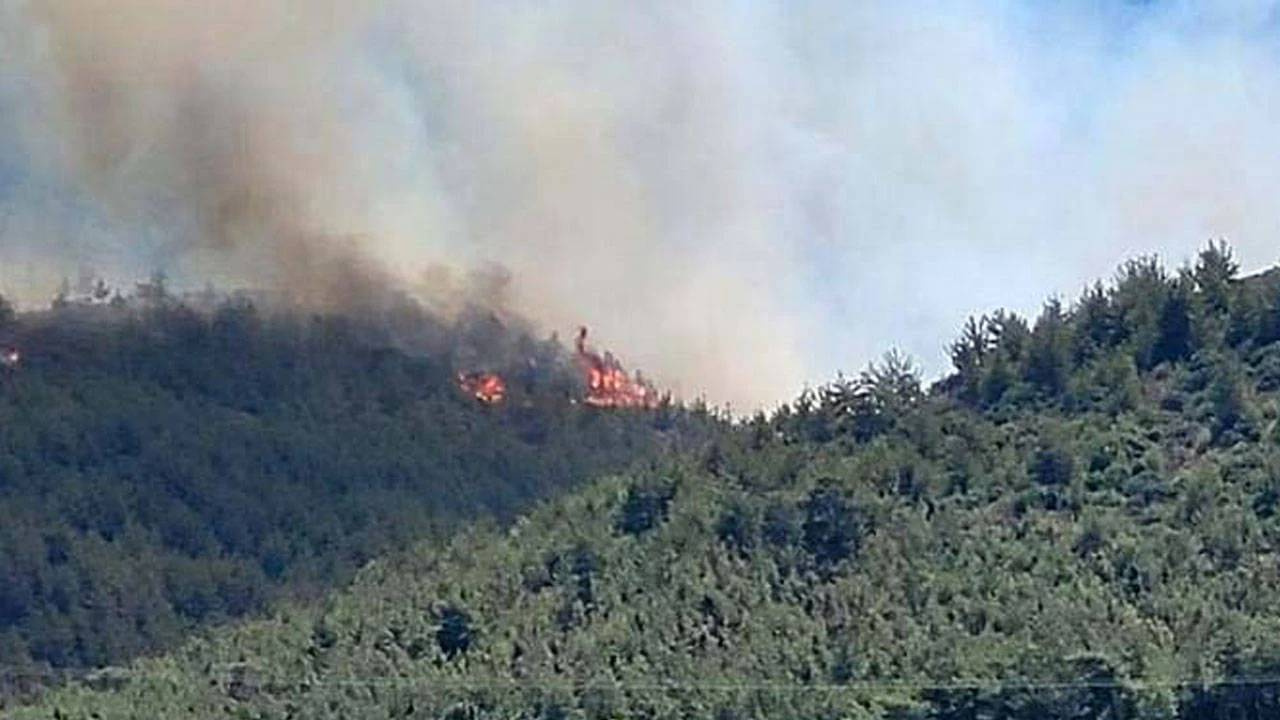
19,243,1280,719
0,294,702,681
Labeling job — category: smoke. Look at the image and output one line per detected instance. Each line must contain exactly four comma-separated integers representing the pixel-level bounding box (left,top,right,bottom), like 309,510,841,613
0,2,393,305
4,1,1280,409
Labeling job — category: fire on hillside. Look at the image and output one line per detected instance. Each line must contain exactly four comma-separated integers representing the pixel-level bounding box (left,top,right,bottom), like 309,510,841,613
456,326,662,409
457,371,507,405
574,327,661,409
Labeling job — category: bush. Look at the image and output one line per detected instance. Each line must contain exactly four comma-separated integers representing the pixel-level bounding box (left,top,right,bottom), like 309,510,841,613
715,503,755,556
762,504,797,547
436,606,474,660
614,485,674,536
800,486,865,570
1031,443,1075,487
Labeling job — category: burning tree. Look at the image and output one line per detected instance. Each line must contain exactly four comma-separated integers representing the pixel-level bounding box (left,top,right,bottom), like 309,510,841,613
455,325,665,409
457,371,507,405
575,327,661,409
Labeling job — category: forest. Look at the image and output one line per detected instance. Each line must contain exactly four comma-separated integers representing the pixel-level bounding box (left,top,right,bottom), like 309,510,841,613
0,284,708,687
13,242,1280,718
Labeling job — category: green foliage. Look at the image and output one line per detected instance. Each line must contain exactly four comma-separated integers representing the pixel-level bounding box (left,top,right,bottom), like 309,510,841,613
714,502,755,556
1072,282,1120,362
819,351,924,443
614,484,675,536
1026,299,1071,396
0,297,697,677
1030,440,1075,487
800,485,865,571
16,243,1280,719
1151,280,1194,366
436,606,475,660
944,242,1280,412
1193,239,1238,314
947,316,991,403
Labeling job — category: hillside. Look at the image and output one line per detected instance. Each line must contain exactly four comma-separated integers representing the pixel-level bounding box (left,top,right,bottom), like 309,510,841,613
0,289,707,687
17,243,1280,719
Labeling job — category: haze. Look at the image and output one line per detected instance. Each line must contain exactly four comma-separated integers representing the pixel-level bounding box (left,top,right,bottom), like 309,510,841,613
2,0,1280,409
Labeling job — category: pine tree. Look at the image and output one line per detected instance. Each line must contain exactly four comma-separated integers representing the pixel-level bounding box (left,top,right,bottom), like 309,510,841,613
1026,298,1071,397
1072,282,1118,362
949,316,991,403
1151,281,1194,366
1193,239,1238,315
1112,255,1171,368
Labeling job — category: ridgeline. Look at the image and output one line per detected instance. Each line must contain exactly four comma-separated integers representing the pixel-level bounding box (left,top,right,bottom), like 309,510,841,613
15,243,1280,718
0,289,706,695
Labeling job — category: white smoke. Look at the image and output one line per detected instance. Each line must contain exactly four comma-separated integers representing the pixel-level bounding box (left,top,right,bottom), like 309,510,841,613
3,1,1280,409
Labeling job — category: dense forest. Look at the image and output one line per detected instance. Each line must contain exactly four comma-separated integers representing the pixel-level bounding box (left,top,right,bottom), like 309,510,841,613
16,242,1280,718
0,284,708,686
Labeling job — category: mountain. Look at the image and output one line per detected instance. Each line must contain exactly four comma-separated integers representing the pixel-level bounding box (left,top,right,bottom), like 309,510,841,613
16,242,1280,719
0,290,707,689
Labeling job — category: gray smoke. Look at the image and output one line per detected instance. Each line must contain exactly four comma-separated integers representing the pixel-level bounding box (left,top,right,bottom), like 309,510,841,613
3,1,1280,409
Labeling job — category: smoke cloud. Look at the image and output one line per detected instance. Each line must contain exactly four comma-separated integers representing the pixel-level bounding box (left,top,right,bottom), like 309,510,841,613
3,1,1280,409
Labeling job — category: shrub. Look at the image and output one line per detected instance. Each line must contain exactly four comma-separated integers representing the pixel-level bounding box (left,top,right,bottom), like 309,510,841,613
800,486,865,570
614,485,674,536
436,606,474,660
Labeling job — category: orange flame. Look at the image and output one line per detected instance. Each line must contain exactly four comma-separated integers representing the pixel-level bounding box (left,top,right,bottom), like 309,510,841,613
457,371,506,404
575,327,661,409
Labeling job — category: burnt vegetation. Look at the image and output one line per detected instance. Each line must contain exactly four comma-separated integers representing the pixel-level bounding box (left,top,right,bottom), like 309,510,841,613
16,241,1280,718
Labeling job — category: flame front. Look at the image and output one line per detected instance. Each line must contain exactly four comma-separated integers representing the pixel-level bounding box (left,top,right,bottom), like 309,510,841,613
575,327,661,409
456,328,663,409
457,371,506,404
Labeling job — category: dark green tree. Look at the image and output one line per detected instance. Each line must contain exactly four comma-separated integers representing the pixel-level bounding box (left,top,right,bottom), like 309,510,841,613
1026,298,1071,397
1208,354,1258,445
1193,239,1238,315
614,485,674,536
800,486,864,572
1030,439,1075,487
823,350,922,442
435,606,474,660
1072,281,1119,362
948,316,991,403
1151,281,1194,367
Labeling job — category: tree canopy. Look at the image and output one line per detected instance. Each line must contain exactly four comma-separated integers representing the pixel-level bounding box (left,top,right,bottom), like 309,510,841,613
13,243,1280,718
0,292,707,683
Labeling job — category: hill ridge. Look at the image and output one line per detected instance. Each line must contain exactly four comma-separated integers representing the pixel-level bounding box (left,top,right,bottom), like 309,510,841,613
17,242,1280,718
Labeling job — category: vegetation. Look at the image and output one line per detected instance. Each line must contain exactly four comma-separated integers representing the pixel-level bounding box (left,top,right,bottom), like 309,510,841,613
16,242,1280,718
0,289,705,685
